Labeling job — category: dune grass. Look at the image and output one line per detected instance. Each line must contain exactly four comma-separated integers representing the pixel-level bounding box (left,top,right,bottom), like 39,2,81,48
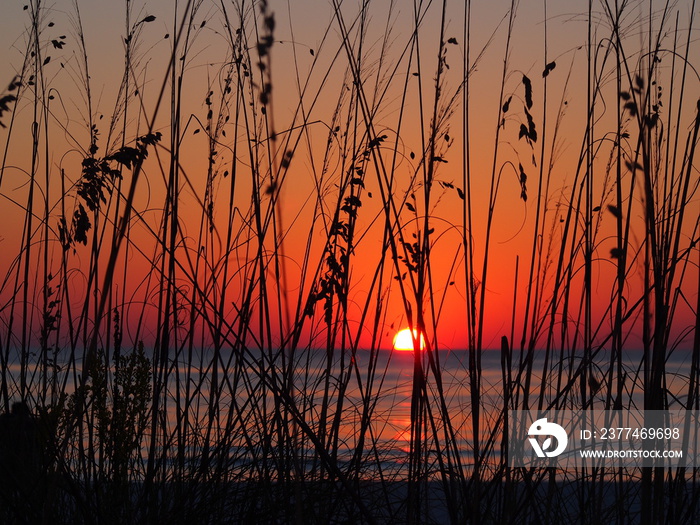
0,0,699,523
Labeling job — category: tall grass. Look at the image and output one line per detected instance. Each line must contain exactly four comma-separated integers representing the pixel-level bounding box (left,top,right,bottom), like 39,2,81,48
0,0,699,523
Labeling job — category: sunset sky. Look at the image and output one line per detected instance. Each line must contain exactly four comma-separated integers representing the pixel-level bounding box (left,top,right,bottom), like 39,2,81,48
0,0,698,352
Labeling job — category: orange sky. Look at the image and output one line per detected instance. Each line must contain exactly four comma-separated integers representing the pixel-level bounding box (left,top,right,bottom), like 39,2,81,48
0,0,698,354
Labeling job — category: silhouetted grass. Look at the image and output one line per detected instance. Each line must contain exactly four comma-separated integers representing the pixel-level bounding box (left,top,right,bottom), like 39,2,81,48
0,0,699,523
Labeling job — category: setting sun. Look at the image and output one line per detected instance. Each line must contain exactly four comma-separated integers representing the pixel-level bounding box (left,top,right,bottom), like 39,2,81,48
393,328,426,351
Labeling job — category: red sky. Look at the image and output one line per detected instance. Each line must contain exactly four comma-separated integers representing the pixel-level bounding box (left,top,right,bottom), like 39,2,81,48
0,0,698,354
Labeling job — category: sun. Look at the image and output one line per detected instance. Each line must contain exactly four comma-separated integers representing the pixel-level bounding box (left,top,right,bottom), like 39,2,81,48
393,328,426,352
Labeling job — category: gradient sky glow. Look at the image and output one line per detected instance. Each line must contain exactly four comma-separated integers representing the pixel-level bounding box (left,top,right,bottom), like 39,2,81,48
0,0,698,353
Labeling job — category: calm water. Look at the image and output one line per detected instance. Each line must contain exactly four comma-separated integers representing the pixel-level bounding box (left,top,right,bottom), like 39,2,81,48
4,345,696,479
277,346,696,476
